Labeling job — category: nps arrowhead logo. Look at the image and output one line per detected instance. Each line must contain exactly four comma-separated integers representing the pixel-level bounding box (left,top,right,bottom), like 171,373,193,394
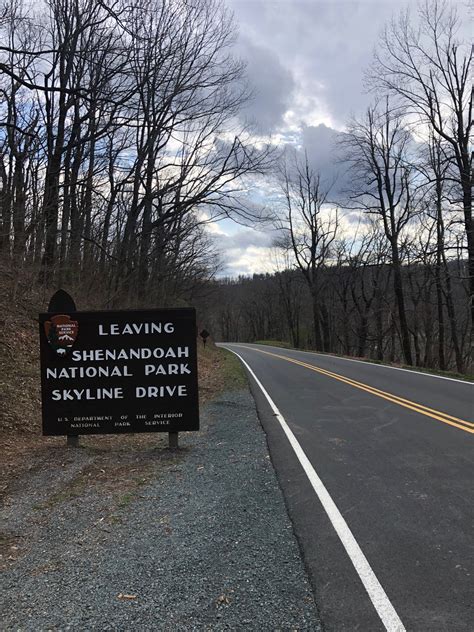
44,315,79,357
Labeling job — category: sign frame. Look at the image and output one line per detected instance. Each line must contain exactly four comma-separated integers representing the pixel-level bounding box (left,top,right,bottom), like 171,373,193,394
39,305,199,437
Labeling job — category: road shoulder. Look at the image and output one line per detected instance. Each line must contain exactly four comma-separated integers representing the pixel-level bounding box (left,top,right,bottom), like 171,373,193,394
0,387,321,631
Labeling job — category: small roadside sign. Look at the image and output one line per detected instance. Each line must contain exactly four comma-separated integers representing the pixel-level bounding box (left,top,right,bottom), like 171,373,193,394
199,329,210,346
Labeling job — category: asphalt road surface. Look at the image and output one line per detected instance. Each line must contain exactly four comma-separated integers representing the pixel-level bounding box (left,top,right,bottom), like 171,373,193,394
219,343,473,632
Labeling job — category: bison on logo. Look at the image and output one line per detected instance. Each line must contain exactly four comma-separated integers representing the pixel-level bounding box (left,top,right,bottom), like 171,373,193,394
44,315,79,357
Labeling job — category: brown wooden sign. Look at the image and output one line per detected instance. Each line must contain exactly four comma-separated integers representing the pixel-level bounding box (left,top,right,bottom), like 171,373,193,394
39,305,199,436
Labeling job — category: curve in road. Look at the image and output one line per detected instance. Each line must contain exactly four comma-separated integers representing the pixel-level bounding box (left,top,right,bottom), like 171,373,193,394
220,343,473,632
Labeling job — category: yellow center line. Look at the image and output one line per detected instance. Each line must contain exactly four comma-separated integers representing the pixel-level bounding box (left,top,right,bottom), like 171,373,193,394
245,346,474,435
290,357,474,427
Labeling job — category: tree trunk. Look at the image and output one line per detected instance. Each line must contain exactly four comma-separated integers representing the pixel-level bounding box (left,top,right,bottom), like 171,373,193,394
0,161,12,256
391,244,413,365
357,316,368,357
443,263,464,373
311,290,323,351
462,182,473,357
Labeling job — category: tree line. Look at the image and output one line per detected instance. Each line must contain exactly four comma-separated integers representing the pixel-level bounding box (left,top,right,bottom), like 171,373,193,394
206,247,469,372
0,0,472,372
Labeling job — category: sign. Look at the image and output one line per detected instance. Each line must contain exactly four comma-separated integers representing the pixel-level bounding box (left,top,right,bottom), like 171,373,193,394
199,329,210,346
39,307,199,436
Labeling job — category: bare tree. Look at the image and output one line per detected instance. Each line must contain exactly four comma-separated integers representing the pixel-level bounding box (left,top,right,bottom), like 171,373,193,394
278,152,339,352
369,0,473,335
342,100,416,364
415,133,466,371
272,242,305,347
113,0,273,302
0,0,274,308
338,220,389,358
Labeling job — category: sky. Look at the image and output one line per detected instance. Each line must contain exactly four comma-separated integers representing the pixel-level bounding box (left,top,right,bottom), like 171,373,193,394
208,0,463,277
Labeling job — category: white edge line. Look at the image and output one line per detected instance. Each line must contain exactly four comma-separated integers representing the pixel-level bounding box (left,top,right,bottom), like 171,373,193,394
227,343,472,386
222,344,406,632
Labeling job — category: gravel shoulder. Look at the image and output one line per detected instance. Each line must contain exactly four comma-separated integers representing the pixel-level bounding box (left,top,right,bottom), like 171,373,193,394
0,388,321,631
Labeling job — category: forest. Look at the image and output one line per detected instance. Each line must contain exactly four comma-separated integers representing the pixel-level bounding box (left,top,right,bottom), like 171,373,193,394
0,0,472,372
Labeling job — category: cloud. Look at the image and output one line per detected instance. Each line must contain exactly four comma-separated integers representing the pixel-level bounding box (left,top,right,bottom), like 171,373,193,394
236,37,296,134
230,0,403,129
203,220,278,276
217,227,273,250
223,246,277,276
278,123,352,201
209,222,276,251
301,123,345,190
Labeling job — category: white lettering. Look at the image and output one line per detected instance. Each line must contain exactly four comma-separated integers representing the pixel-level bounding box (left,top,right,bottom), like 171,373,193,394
51,388,123,401
135,385,188,398
46,365,133,379
143,363,191,376
97,322,175,336
69,347,188,362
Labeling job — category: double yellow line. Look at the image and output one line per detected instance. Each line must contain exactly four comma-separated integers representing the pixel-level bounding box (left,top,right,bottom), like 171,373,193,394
249,347,474,435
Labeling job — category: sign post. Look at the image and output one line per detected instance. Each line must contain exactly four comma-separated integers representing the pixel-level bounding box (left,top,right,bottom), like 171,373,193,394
39,294,199,447
46,291,81,447
169,432,179,449
199,329,210,347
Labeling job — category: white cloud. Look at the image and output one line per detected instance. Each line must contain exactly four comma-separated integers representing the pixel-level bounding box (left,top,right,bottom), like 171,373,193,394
224,245,277,276
203,219,277,276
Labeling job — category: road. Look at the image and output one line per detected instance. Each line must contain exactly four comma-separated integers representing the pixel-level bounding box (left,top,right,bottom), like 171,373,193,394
219,343,474,632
